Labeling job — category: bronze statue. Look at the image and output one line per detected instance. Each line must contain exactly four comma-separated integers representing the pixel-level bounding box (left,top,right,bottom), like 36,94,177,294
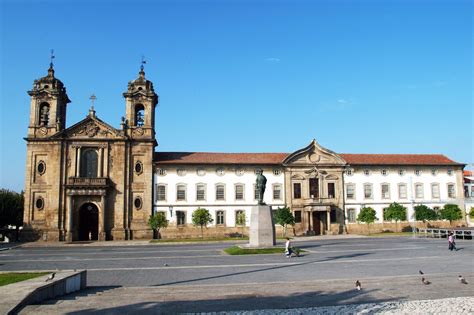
256,168,267,205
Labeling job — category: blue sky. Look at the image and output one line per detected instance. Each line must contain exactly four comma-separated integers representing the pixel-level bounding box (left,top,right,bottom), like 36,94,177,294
1,0,472,192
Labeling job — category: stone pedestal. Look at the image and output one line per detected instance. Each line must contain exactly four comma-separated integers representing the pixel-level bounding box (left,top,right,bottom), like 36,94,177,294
249,205,275,248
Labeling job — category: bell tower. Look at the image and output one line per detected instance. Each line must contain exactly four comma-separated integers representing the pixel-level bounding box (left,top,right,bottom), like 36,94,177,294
122,62,158,239
27,58,70,138
123,61,158,140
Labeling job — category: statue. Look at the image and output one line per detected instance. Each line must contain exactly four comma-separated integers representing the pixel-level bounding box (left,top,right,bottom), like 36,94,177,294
255,168,267,205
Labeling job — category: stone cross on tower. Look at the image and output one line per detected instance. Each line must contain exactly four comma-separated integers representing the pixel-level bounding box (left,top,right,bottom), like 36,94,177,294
50,49,55,68
140,55,146,72
89,94,97,117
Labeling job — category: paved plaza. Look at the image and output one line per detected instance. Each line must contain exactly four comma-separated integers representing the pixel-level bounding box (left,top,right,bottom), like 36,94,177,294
0,236,473,313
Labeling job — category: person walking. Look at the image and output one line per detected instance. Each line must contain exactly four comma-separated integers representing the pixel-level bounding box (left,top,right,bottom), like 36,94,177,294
285,237,293,258
448,232,457,251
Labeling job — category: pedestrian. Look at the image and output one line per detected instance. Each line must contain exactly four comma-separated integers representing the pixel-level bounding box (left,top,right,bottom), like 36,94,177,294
285,237,293,258
448,232,457,251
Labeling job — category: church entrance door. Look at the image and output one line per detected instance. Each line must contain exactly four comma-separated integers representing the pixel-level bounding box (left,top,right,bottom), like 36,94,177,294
78,203,99,241
312,211,322,235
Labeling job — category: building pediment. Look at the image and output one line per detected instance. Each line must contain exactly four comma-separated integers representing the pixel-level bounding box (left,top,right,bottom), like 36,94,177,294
283,139,346,167
52,116,125,140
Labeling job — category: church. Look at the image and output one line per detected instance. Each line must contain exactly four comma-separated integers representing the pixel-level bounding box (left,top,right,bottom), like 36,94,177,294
23,64,466,242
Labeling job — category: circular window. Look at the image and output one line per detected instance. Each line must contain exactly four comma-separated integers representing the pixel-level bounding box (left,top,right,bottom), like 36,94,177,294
345,169,353,176
35,197,44,210
157,168,167,176
135,161,143,174
235,168,244,176
37,161,46,175
216,168,225,176
177,169,187,176
197,168,206,176
447,169,453,176
134,197,142,210
363,169,370,176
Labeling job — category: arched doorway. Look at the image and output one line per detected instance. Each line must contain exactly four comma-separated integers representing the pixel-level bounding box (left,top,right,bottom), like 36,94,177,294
78,203,99,241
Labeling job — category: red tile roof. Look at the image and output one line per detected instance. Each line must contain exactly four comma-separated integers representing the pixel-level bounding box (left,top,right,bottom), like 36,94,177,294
465,170,473,176
340,154,463,166
154,152,288,165
154,152,463,166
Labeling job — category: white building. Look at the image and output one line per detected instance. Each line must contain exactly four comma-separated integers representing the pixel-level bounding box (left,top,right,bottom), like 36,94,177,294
152,140,466,236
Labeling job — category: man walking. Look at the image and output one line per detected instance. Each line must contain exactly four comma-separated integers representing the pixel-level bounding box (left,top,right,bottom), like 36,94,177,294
285,237,293,258
448,232,457,251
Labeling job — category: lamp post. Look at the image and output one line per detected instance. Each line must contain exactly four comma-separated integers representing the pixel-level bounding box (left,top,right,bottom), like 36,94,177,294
168,205,173,218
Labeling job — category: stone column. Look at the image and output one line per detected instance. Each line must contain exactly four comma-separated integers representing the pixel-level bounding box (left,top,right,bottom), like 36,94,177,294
66,193,73,242
75,146,81,177
327,210,331,234
98,147,104,177
99,193,106,241
309,210,313,234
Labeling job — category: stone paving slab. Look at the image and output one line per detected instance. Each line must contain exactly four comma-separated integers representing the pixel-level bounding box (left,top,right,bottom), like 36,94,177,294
186,297,474,314
21,273,474,314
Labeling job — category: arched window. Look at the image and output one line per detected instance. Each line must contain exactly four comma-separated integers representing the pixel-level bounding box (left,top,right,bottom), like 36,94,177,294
134,104,145,127
80,149,98,178
39,102,50,126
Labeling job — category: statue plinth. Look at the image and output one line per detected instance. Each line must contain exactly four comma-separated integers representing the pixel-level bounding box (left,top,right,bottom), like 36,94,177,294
249,205,276,248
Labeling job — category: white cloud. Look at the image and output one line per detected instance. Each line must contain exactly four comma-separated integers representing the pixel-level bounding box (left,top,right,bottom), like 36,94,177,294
264,57,280,63
337,99,347,104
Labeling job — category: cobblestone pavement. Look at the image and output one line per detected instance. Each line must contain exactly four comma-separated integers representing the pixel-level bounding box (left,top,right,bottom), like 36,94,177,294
192,297,474,314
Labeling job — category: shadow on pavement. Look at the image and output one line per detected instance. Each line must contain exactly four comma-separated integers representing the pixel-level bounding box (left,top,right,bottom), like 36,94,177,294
64,288,404,314
152,252,371,287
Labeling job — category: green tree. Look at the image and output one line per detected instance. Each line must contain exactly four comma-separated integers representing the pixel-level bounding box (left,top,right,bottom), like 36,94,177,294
192,208,213,238
414,204,438,222
0,189,24,241
439,204,463,226
357,207,378,235
148,212,169,239
236,211,246,238
469,207,474,218
274,206,295,237
383,202,407,232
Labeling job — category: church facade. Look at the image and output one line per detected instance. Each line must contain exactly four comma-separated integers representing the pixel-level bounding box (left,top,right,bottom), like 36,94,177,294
23,66,467,241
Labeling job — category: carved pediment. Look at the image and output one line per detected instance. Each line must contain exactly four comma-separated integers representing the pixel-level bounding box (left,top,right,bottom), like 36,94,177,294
54,116,125,140
283,139,346,166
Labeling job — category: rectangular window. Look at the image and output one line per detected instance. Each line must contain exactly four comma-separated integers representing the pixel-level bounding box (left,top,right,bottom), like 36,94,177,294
294,210,302,223
293,183,301,199
216,184,225,201
415,184,424,199
328,183,335,198
176,211,186,225
156,184,166,201
330,209,337,223
364,184,373,199
177,184,186,201
216,210,225,225
346,184,355,199
273,184,282,200
196,184,206,201
381,184,390,199
447,184,455,198
431,183,440,199
235,184,244,200
398,184,407,199
347,208,356,223
235,210,245,226
309,178,319,198
471,186,474,197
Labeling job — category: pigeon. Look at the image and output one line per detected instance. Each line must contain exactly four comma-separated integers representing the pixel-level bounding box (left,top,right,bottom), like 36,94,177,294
45,272,56,282
355,280,361,291
419,270,424,275
163,263,169,267
421,277,431,285
458,275,468,284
